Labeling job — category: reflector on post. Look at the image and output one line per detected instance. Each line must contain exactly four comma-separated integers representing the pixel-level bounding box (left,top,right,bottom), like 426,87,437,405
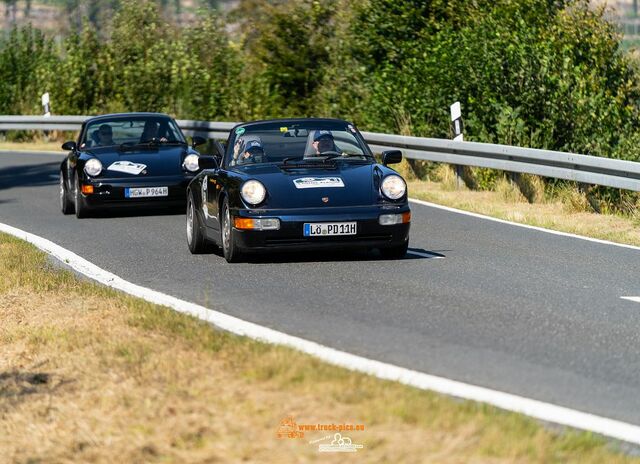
41,92,51,117
450,101,463,142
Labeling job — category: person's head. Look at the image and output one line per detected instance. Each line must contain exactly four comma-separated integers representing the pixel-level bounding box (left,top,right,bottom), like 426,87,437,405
98,124,113,145
243,139,264,160
142,120,159,139
313,130,335,154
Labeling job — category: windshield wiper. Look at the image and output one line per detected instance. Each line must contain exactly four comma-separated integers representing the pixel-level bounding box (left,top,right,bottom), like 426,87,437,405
118,139,186,151
118,141,145,151
138,139,186,146
282,157,303,165
281,156,337,165
279,158,338,170
157,140,187,146
323,152,373,160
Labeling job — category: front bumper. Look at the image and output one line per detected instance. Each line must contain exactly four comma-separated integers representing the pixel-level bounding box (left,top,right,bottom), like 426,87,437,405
232,204,410,252
79,174,193,209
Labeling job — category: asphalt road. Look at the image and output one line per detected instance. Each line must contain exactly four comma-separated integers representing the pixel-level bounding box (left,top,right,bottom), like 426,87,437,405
2,151,640,425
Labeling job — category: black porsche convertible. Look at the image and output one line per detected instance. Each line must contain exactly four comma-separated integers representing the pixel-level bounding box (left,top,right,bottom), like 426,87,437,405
185,118,411,262
59,112,206,218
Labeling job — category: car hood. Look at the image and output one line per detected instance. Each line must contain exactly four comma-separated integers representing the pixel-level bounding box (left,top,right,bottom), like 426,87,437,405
235,162,377,208
86,146,187,178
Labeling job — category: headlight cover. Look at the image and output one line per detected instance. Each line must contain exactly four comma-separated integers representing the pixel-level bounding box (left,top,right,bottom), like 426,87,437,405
381,175,406,200
84,158,103,177
241,180,267,205
183,154,200,172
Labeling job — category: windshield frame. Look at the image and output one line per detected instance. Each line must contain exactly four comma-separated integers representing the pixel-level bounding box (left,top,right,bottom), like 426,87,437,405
79,115,186,150
224,120,374,169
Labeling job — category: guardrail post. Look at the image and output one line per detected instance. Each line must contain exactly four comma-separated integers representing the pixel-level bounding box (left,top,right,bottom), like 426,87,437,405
578,183,601,213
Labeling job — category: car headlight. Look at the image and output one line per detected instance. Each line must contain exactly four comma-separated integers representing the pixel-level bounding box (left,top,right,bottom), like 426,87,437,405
84,158,102,177
183,154,200,172
241,180,267,205
381,175,406,200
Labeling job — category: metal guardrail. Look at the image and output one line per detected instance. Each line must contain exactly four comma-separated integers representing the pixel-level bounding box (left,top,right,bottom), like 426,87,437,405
2,115,640,192
363,132,640,192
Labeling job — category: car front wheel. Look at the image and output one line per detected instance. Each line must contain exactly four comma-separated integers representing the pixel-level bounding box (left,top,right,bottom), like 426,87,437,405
186,190,213,254
60,173,74,215
74,175,90,219
221,198,243,263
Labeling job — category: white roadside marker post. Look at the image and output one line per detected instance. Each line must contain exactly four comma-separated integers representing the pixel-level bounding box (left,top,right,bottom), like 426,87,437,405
450,101,464,189
41,92,51,142
41,92,51,118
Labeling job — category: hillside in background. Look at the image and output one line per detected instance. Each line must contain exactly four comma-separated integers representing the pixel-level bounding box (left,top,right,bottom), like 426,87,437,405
0,0,237,36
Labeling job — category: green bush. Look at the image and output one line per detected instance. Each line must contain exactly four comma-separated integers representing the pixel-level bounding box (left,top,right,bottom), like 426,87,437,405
323,0,640,162
0,25,58,114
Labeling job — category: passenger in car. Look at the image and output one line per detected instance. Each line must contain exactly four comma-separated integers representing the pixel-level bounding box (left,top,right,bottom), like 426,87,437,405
96,124,115,146
141,120,168,143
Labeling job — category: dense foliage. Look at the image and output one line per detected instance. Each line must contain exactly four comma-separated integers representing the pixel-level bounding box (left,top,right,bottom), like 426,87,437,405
1,0,640,166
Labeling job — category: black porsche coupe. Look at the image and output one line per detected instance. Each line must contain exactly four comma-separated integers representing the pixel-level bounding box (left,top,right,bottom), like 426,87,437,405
59,112,206,218
185,118,411,262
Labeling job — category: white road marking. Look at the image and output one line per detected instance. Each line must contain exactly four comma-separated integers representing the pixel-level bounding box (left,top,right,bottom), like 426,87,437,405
407,250,444,259
409,198,640,253
621,297,640,304
3,221,640,445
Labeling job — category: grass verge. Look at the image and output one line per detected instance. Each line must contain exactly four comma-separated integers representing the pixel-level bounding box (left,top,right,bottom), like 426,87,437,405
390,160,640,248
409,180,640,247
0,233,638,462
0,140,62,153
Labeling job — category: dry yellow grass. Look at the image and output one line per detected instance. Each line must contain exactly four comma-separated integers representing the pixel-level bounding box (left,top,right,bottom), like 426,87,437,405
1,235,639,462
0,140,63,153
385,158,640,247
408,179,640,247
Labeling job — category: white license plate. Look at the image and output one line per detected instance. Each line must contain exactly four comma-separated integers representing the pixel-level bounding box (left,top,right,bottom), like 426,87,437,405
125,186,168,198
304,222,357,236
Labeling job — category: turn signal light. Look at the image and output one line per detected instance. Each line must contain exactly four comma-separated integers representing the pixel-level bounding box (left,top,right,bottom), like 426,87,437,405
234,218,255,229
81,184,94,194
379,212,411,225
234,217,280,231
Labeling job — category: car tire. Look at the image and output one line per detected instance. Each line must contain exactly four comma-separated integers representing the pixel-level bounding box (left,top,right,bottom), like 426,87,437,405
186,190,214,254
380,241,409,259
60,173,74,215
221,197,243,263
74,175,90,219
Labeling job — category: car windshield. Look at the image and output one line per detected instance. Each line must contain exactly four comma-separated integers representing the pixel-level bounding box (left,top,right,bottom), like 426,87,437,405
80,116,185,149
226,121,371,167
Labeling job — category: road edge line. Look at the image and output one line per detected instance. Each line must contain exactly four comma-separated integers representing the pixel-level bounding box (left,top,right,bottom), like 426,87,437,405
2,221,640,445
409,198,640,252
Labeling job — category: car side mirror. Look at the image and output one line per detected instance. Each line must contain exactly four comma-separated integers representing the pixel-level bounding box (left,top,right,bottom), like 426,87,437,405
382,150,402,166
212,140,225,157
192,136,207,148
198,156,218,170
62,141,76,151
